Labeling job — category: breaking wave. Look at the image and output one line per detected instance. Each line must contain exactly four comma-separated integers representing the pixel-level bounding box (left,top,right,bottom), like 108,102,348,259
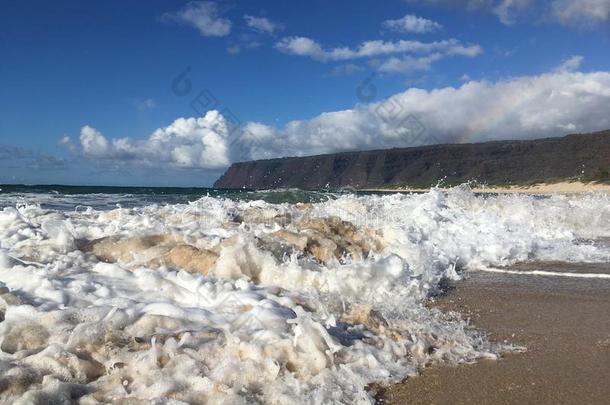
0,186,608,403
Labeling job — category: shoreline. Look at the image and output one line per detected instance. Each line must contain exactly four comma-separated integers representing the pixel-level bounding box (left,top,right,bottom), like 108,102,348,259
380,263,610,404
362,181,610,194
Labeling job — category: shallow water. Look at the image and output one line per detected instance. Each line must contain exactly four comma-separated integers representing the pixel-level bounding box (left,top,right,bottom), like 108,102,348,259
0,185,608,403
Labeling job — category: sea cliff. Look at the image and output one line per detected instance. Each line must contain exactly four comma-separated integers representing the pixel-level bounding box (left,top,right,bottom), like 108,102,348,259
214,130,610,189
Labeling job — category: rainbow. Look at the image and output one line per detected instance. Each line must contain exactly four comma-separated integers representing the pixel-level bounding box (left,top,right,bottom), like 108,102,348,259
455,79,540,144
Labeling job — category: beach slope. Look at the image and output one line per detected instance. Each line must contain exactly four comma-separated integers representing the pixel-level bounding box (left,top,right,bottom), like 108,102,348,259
380,264,610,404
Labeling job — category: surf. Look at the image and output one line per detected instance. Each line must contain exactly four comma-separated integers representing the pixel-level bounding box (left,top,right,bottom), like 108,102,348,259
0,186,608,403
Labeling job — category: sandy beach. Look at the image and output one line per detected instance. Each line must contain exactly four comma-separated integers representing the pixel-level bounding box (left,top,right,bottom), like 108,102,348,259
363,181,610,194
380,262,610,404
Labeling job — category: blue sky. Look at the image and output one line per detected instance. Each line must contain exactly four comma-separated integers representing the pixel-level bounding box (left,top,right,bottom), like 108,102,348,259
1,0,610,186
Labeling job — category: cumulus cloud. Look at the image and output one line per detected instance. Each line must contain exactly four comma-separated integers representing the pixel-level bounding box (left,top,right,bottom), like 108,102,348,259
551,0,610,26
66,111,231,169
80,126,110,157
275,37,482,62
244,15,282,34
382,14,443,33
66,69,610,167
162,1,231,37
227,69,610,160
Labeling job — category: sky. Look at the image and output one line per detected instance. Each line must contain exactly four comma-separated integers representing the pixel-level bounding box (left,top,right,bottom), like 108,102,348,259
1,0,610,186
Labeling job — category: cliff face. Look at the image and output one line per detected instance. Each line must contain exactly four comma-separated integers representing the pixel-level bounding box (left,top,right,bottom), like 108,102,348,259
214,131,610,189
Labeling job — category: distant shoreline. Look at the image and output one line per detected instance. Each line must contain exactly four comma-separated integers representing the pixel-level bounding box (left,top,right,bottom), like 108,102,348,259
215,130,610,190
362,181,610,194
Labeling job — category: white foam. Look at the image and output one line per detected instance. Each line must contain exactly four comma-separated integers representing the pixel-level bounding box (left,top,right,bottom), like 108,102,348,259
0,187,608,403
477,267,610,279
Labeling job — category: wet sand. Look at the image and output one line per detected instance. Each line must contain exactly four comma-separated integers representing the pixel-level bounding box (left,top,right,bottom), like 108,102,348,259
380,263,610,404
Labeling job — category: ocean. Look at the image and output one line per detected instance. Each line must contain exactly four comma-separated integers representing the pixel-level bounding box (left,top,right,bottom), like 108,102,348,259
0,184,343,210
0,184,608,403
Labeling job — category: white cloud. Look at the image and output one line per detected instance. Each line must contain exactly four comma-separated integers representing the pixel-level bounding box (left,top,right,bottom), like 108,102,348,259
244,15,282,34
162,1,231,37
275,37,482,62
58,135,76,152
231,69,610,160
556,55,584,72
80,126,109,157
275,36,481,75
275,36,326,59
551,0,610,26
410,0,610,26
378,54,444,73
69,111,231,169
492,0,532,24
67,69,610,168
382,14,442,33
405,0,532,24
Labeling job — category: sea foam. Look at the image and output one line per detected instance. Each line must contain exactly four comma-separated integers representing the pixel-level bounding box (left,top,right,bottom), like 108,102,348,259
0,187,608,403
